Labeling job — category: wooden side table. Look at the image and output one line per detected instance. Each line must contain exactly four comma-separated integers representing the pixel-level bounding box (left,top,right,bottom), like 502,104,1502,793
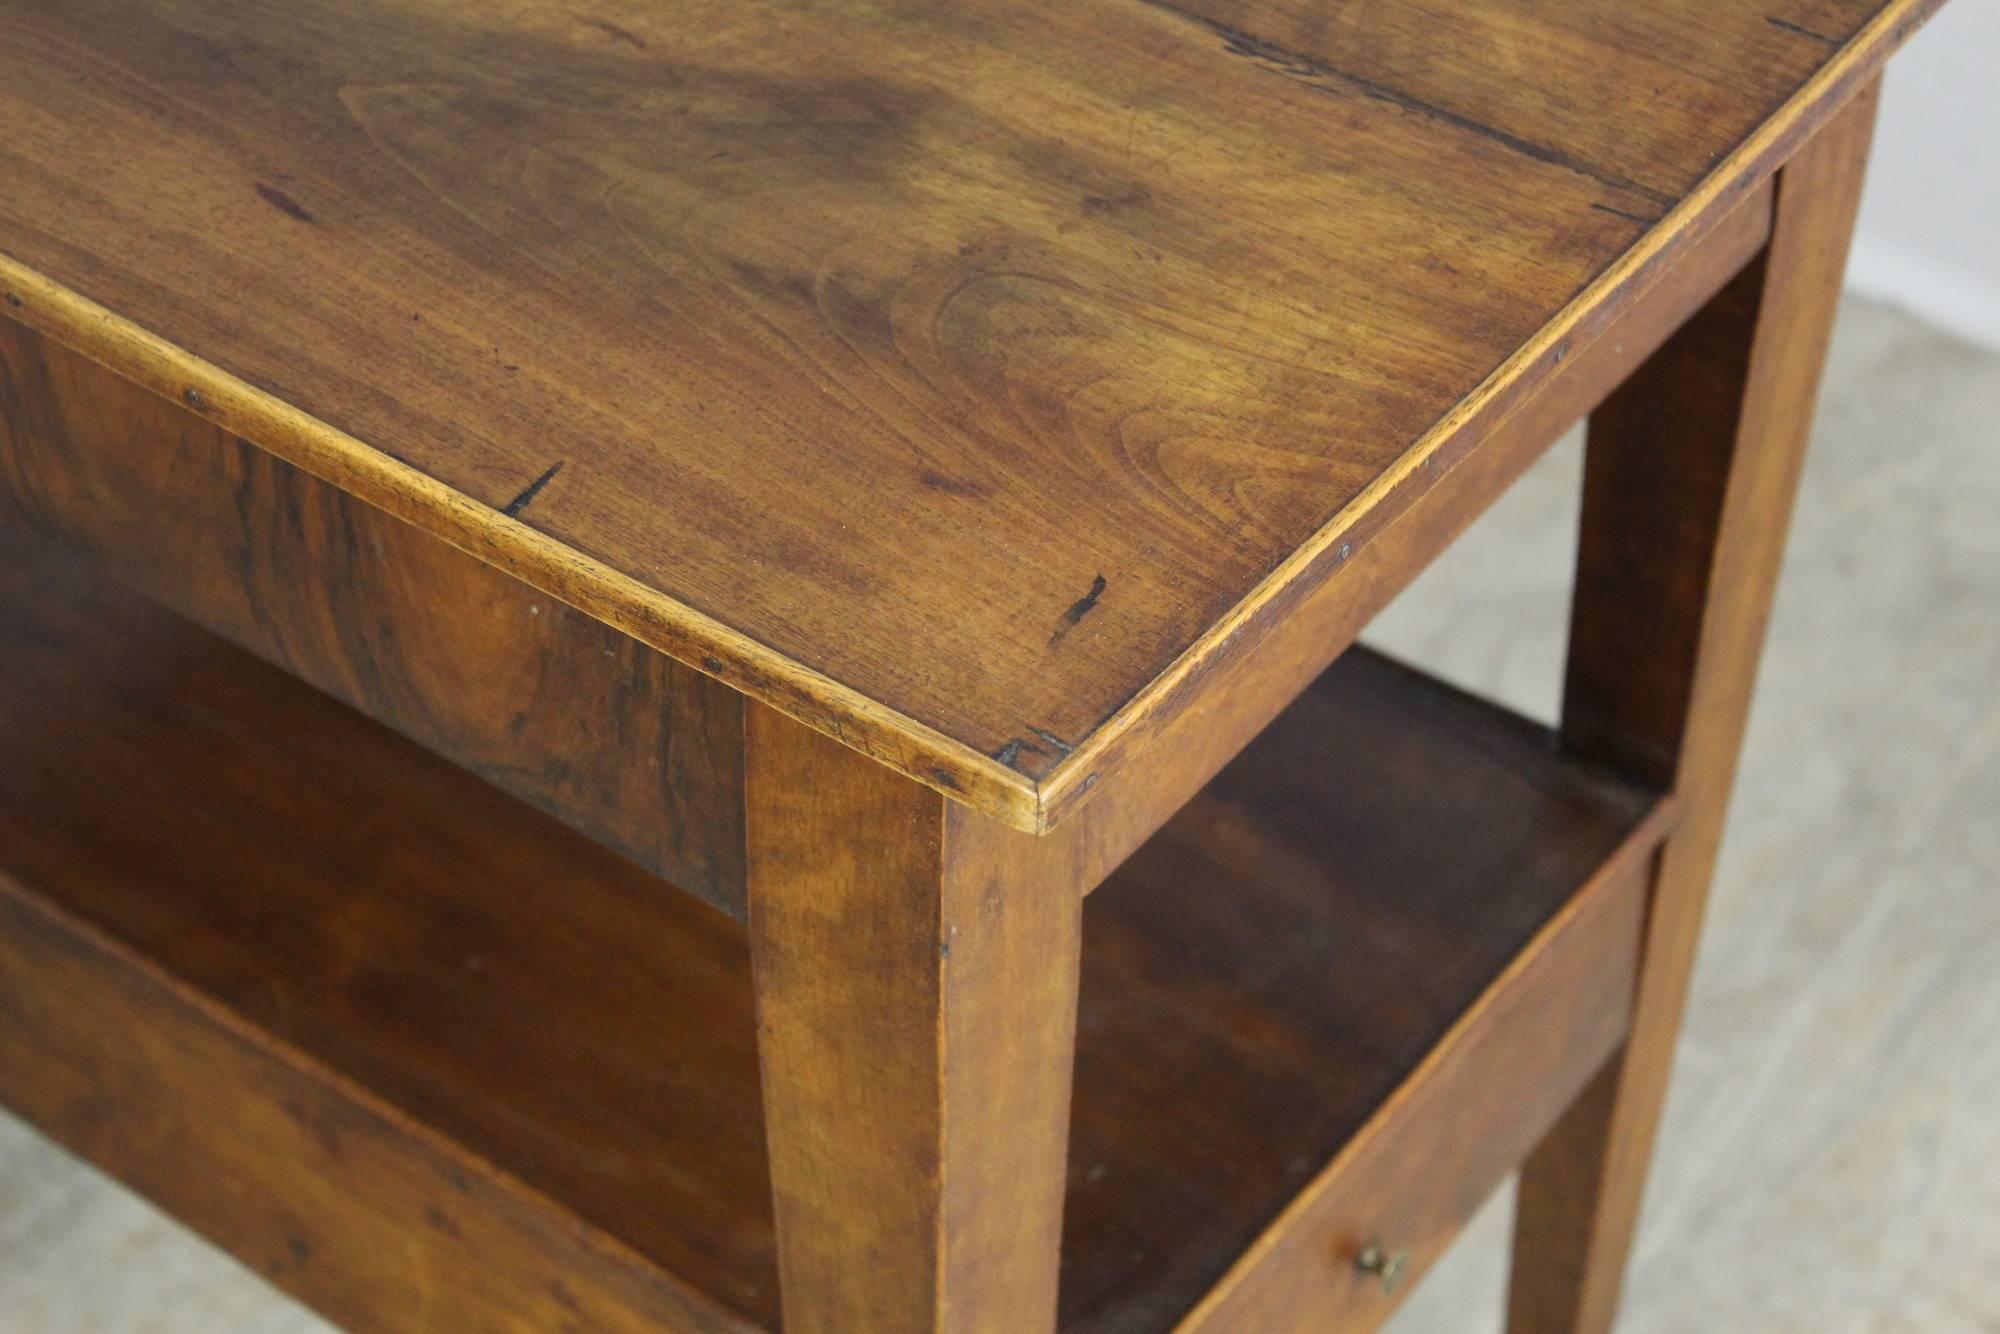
0,2,1946,1330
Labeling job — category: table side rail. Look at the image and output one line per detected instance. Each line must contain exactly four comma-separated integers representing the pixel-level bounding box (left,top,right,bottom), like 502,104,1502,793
0,318,748,915
1063,182,1769,893
1178,804,1674,1332
0,867,759,1334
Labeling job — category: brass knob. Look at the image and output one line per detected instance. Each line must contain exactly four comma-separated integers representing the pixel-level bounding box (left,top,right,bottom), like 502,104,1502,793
1354,1240,1409,1293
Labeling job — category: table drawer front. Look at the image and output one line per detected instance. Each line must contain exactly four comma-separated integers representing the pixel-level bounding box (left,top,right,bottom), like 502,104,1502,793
1182,843,1653,1332
0,317,746,914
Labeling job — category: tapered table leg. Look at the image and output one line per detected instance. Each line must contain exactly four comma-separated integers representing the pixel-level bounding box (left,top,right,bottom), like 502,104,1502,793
746,702,1085,1332
1506,79,1882,1334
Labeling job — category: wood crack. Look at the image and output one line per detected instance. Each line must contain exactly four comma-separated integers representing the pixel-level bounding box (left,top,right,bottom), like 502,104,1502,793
1135,0,1676,208
1592,202,1663,226
579,17,647,50
255,182,315,224
1027,727,1076,757
502,461,564,517
1766,16,1842,46
1049,573,1108,646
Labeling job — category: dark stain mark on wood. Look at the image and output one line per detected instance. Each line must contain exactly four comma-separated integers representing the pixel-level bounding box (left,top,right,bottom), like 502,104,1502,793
995,727,1070,772
1591,201,1661,226
1766,16,1841,45
492,346,521,373
701,655,726,674
255,182,315,224
1028,727,1075,757
502,461,564,517
3,292,21,308
1048,573,1108,646
1068,575,1108,622
580,16,648,50
424,1205,462,1237
1065,574,1108,624
182,386,207,410
287,1235,312,1266
931,767,961,790
920,470,986,498
1140,0,1674,206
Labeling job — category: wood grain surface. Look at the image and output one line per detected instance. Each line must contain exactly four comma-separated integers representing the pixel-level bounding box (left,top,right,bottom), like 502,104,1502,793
1051,177,1772,885
0,532,1669,1332
1509,84,1883,1334
1179,833,1656,1334
1061,650,1663,1333
0,534,773,1331
0,316,747,912
0,0,1945,828
746,707,1083,1331
0,877,764,1334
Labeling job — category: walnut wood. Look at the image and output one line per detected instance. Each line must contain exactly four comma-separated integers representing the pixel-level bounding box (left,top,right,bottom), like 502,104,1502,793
1507,82,1882,1334
0,534,1669,1332
1062,651,1670,1334
0,0,1943,829
1180,836,1658,1333
0,877,761,1334
745,703,1084,1332
1062,177,1771,893
1131,0,1892,200
0,537,771,1331
0,173,1769,914
0,318,747,914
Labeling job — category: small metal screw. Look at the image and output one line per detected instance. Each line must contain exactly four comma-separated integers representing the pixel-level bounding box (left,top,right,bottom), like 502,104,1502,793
1355,1240,1409,1293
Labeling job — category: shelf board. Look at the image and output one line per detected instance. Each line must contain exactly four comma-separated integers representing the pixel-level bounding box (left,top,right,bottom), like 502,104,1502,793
1062,646,1659,1331
0,536,1663,1331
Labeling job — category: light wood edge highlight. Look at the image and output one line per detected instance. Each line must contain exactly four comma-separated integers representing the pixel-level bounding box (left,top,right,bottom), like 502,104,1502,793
0,264,1035,828
1173,798,1680,1331
0,0,1937,834
1031,0,1942,827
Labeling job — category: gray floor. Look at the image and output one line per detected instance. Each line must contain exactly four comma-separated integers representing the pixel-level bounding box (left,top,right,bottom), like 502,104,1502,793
2,295,1996,1332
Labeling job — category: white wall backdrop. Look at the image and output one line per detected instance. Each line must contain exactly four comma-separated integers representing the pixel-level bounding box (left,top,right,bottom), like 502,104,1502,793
1849,0,2000,350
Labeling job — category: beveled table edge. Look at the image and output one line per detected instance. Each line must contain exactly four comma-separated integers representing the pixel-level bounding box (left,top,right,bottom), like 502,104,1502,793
0,0,1941,835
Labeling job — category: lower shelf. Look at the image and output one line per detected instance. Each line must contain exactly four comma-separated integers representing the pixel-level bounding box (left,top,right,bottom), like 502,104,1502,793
0,537,1668,1332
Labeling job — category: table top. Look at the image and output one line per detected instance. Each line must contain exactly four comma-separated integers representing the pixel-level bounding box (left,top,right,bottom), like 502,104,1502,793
0,0,1933,830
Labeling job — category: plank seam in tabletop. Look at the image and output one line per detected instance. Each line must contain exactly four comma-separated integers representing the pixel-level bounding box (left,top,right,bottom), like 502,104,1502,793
1032,0,1940,834
0,0,1940,834
1132,1,1678,207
